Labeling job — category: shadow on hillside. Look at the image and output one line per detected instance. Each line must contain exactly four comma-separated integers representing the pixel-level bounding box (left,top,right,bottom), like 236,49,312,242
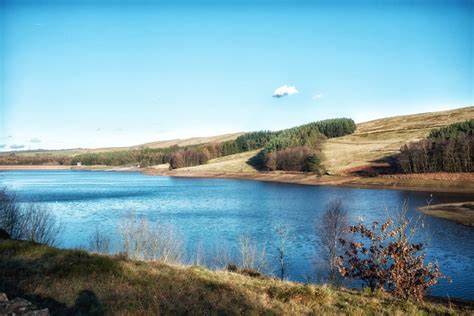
0,240,274,314
350,155,400,177
0,280,104,315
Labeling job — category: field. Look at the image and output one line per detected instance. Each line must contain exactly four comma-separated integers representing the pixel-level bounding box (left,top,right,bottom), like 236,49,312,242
0,239,472,315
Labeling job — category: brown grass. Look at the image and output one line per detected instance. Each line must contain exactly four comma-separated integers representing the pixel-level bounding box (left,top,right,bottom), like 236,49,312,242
418,202,474,227
0,239,471,315
323,106,474,174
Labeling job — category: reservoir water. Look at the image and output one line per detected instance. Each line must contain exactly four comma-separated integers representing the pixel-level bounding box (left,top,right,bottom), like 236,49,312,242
1,170,473,300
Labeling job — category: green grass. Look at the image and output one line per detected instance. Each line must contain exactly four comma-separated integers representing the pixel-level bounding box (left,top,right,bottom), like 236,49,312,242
0,240,472,315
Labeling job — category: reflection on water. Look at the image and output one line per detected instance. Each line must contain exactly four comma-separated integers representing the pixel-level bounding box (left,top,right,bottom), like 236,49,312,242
1,170,473,300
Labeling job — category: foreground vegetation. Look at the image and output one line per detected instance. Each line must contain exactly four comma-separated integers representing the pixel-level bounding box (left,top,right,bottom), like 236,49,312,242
0,239,471,315
1,186,472,314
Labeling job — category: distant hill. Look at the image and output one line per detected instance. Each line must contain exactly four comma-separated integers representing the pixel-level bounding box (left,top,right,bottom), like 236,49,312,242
3,132,245,157
2,106,473,174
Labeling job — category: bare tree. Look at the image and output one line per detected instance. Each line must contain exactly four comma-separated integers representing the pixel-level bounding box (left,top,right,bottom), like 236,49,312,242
317,198,349,284
275,225,289,280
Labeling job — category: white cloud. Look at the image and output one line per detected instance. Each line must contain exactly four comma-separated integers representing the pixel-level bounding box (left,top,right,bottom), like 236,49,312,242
272,85,299,98
312,93,323,100
29,138,41,143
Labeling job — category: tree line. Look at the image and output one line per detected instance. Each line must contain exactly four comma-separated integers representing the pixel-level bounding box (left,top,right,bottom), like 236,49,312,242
0,153,72,166
398,119,473,173
0,118,356,171
252,118,356,172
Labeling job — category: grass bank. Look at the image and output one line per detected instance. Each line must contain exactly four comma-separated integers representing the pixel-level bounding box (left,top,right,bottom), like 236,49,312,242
418,202,474,227
0,240,472,315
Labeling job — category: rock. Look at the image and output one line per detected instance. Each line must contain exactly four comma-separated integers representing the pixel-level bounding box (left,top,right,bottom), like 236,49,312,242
0,293,8,302
0,293,49,315
0,228,10,240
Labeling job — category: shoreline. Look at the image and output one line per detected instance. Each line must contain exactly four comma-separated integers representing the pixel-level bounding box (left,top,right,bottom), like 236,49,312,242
1,165,473,194
418,202,474,227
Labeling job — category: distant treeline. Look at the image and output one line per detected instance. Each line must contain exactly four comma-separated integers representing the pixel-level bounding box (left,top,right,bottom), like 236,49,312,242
0,153,71,166
0,118,357,172
398,119,473,173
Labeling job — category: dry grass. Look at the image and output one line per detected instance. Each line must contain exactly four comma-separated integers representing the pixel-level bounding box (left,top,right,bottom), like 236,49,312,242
168,150,260,174
418,202,474,227
137,132,245,149
323,106,474,174
0,240,471,315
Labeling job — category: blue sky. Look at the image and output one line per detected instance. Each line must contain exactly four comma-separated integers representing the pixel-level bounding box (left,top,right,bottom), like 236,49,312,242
1,0,473,150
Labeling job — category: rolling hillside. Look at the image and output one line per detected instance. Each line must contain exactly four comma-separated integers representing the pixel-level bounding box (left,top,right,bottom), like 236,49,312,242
323,106,474,174
164,106,474,176
1,240,471,315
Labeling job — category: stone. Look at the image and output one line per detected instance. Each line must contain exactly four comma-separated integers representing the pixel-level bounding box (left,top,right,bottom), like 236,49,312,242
0,293,49,315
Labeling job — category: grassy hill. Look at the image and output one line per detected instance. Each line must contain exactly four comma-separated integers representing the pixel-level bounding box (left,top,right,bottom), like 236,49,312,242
163,106,474,176
0,239,471,315
323,106,474,174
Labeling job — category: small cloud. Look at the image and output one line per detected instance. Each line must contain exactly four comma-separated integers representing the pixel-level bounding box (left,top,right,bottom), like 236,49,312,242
96,128,102,132
115,128,123,132
8,135,12,138
273,85,299,98
10,144,25,149
312,93,323,100
29,138,41,143
0,144,5,149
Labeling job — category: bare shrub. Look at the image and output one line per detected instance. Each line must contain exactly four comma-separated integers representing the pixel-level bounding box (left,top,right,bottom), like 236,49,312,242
0,188,62,245
88,226,111,254
191,240,206,266
238,234,267,273
0,188,22,238
317,198,349,284
213,242,233,269
21,204,62,246
336,205,443,301
120,213,183,263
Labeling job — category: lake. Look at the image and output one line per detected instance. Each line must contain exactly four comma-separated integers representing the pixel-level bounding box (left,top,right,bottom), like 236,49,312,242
1,170,473,300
